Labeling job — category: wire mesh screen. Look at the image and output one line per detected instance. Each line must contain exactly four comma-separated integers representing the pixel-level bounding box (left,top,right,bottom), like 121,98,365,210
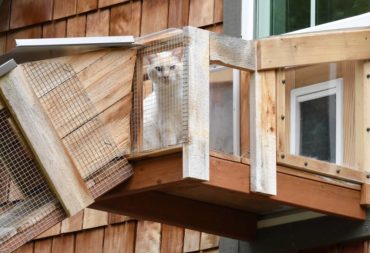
22,61,133,198
132,34,190,152
0,108,66,253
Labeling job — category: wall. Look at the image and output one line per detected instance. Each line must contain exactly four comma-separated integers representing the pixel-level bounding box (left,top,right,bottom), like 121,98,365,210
0,0,223,252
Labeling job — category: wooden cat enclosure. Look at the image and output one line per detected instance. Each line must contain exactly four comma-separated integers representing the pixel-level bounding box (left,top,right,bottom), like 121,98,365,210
1,26,370,252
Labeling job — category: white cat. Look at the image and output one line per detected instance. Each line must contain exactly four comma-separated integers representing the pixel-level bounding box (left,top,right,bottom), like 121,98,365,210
143,48,183,150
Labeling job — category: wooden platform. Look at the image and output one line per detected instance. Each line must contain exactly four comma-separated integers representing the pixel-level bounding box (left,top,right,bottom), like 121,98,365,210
92,151,366,241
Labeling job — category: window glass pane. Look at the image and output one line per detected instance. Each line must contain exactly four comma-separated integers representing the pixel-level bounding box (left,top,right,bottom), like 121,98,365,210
299,94,336,163
270,0,310,35
316,0,370,25
210,67,234,154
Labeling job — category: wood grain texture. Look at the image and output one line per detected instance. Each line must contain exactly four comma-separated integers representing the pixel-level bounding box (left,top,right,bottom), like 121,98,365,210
10,0,52,29
34,238,52,253
42,20,67,38
0,0,11,32
83,208,108,229
103,223,136,253
77,0,97,14
276,69,286,153
109,1,142,37
168,0,189,28
200,233,219,250
141,0,169,35
108,213,130,224
0,66,94,216
250,70,277,195
36,223,61,239
183,26,210,180
189,0,214,27
183,229,201,252
52,233,75,253
6,26,42,52
160,224,184,253
135,221,161,253
61,210,83,233
75,228,105,253
86,9,110,36
213,0,223,23
210,32,255,71
53,0,76,19
99,0,129,8
13,243,33,253
67,15,86,37
258,29,370,69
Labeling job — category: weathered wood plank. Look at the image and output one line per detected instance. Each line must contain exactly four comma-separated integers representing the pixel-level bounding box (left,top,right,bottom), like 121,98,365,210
135,221,161,253
42,20,67,38
183,229,201,252
210,32,255,71
76,0,97,14
53,0,76,19
10,0,52,29
213,0,223,23
258,29,370,70
35,223,61,239
110,3,134,36
182,26,210,180
86,9,110,36
52,233,75,253
75,228,104,253
160,224,184,253
34,238,52,253
250,70,277,195
13,243,33,253
141,0,169,35
99,0,128,8
189,0,214,27
66,15,86,37
61,210,83,233
82,208,108,229
103,224,129,253
0,0,11,32
0,66,94,216
168,0,189,28
200,233,219,250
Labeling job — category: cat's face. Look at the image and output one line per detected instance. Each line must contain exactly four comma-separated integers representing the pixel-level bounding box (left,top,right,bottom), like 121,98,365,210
146,48,183,86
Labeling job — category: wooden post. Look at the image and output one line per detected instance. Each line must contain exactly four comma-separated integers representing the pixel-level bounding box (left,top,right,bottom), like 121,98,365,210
250,69,277,195
0,66,94,216
182,27,210,180
359,61,370,206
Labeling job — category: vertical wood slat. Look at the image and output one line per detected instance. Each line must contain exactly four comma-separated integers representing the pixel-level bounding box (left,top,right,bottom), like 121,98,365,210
200,233,219,250
250,69,277,195
168,0,190,28
83,208,108,229
13,243,34,253
10,0,53,29
53,0,77,19
160,225,184,253
77,0,97,14
182,26,210,180
213,0,223,23
99,0,128,8
110,1,141,36
141,0,169,35
67,15,87,37
183,229,201,252
240,71,250,159
52,233,75,253
103,222,136,253
135,221,161,253
276,69,286,154
189,0,214,27
34,239,52,253
0,66,94,216
42,20,67,38
75,228,105,253
61,210,84,233
86,9,110,36
0,0,11,32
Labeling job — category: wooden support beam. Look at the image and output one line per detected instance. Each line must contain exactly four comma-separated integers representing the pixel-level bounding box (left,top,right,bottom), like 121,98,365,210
209,32,255,71
258,28,370,70
359,61,370,206
0,66,93,216
250,70,277,195
182,27,210,180
242,211,370,253
91,191,257,241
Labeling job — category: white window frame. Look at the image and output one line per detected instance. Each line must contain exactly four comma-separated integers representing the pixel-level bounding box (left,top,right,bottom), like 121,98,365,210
290,78,343,165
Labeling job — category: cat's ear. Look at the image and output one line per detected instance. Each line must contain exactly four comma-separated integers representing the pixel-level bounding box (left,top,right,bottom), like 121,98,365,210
146,53,157,64
172,47,183,60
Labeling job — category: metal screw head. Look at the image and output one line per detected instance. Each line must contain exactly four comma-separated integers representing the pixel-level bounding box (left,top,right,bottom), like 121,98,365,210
336,169,341,174
367,74,370,79
304,162,308,166
367,174,370,179
281,154,285,159
282,80,286,84
367,128,370,132
281,115,285,120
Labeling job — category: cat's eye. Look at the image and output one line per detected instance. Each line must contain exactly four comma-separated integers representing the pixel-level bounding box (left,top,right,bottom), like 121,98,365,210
155,66,162,72
170,65,176,70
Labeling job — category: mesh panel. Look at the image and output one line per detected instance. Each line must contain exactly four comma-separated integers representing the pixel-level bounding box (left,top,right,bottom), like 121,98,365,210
23,61,133,198
132,34,190,152
0,109,66,253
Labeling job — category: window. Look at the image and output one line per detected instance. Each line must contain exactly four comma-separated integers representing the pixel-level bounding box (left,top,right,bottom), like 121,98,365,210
290,79,343,164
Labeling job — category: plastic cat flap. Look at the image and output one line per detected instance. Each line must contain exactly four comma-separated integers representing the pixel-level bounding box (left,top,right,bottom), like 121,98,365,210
132,34,190,153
